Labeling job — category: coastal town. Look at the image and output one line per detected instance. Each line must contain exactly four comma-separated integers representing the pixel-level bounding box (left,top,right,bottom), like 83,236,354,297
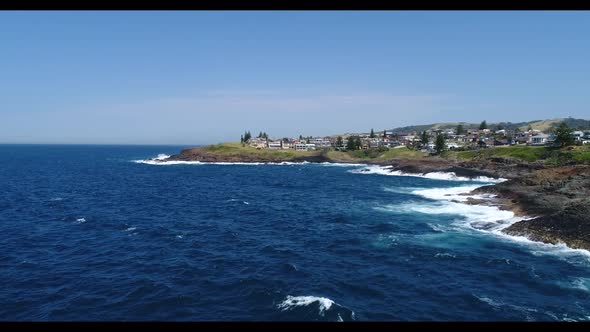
240,120,590,154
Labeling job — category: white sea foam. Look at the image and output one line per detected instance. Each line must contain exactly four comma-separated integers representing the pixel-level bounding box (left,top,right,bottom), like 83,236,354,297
125,227,136,232
502,234,590,261
474,294,538,320
558,277,590,293
318,162,368,167
348,165,507,183
134,158,369,167
49,197,63,201
75,217,86,223
277,295,335,316
380,182,590,261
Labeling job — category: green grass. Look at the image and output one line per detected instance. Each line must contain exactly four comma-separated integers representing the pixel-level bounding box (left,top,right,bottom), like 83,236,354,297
328,147,426,160
447,145,590,164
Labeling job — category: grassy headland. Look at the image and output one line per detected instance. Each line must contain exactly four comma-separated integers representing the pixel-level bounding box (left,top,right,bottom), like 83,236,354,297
170,142,428,163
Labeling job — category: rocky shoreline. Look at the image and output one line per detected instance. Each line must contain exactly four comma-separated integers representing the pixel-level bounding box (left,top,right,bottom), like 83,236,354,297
160,147,590,251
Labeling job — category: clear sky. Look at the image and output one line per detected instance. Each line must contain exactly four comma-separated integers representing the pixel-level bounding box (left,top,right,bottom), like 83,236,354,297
1,11,589,145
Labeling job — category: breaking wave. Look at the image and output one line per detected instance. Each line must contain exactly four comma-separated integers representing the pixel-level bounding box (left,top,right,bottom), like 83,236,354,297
379,182,590,260
348,165,506,183
277,295,355,321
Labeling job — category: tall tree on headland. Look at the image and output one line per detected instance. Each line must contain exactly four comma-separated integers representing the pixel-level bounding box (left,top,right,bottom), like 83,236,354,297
553,122,574,147
421,131,429,145
370,128,375,138
346,136,356,150
336,136,343,147
479,120,488,130
435,134,446,155
456,124,464,135
383,130,387,138
244,131,251,142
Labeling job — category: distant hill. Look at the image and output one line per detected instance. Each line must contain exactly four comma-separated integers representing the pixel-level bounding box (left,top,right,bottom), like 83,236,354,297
390,118,590,134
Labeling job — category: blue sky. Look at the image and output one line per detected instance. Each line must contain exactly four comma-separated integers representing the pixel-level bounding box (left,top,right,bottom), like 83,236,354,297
1,11,589,144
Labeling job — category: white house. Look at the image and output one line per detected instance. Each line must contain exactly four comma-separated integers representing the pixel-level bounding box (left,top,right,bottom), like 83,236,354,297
295,143,316,151
528,133,550,145
572,131,585,141
267,141,282,150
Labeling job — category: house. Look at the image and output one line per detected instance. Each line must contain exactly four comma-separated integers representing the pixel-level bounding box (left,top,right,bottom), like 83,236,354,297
248,138,267,149
572,131,585,141
528,133,550,146
309,137,332,149
494,138,510,146
446,142,461,149
295,143,316,151
267,141,282,150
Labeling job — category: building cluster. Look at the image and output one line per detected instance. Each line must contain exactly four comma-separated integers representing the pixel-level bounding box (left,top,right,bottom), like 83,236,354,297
246,132,403,151
244,127,590,152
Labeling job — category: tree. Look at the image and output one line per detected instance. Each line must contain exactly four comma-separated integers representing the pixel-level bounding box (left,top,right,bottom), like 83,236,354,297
435,133,446,155
346,135,361,150
370,128,375,138
258,131,263,138
299,135,303,140
240,135,244,144
479,120,488,130
346,136,356,150
336,136,343,147
496,124,504,131
244,131,251,142
456,124,464,135
421,131,429,145
553,122,574,147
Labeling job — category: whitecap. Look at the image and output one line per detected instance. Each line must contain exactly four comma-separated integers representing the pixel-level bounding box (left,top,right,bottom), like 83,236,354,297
277,295,335,316
557,277,590,293
75,217,86,223
125,227,136,232
434,252,457,258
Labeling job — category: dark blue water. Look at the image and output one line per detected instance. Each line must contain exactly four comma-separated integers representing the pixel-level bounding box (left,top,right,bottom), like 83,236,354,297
1,145,589,321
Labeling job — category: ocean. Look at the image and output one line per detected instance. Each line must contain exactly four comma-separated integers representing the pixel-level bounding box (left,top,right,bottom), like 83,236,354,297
1,144,589,321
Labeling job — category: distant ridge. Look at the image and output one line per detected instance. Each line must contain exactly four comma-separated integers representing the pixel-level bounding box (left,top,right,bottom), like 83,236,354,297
389,117,590,134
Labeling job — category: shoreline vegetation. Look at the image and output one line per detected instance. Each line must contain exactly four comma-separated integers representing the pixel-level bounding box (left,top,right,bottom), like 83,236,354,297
156,142,590,251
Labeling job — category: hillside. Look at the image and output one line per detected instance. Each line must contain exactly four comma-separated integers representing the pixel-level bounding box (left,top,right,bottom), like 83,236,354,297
390,117,590,134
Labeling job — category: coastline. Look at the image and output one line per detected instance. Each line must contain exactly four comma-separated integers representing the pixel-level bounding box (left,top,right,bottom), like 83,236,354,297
151,145,590,252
